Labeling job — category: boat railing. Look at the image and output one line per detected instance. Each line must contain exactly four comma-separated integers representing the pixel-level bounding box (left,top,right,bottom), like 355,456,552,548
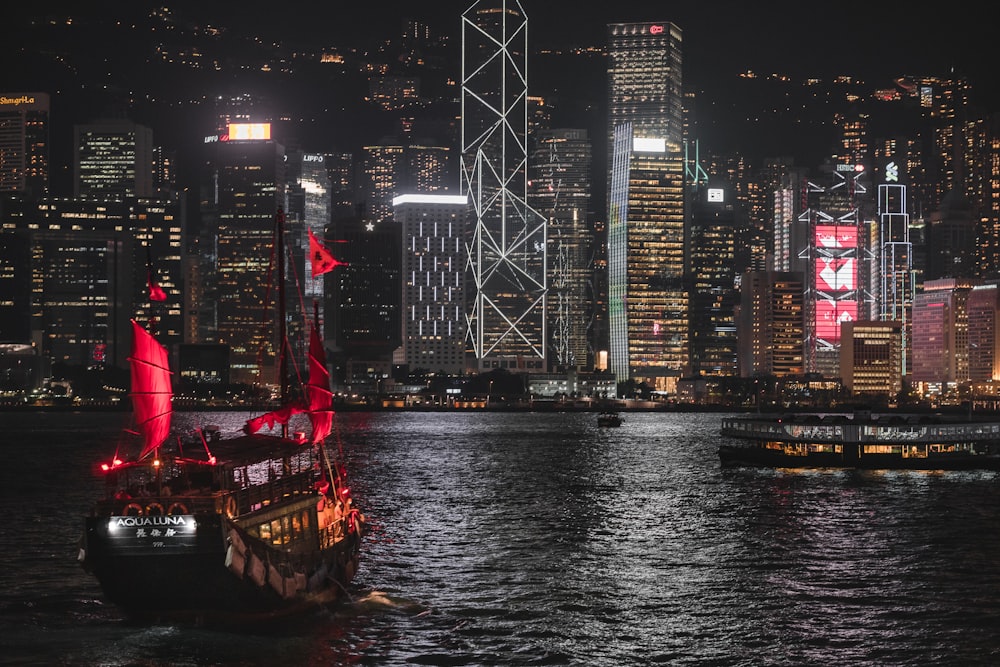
721,417,1000,444
230,470,316,516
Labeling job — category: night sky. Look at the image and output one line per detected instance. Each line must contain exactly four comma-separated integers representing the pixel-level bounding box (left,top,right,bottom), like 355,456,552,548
2,1,997,196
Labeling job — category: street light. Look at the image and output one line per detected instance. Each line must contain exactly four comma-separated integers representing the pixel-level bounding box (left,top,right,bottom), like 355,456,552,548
487,380,493,406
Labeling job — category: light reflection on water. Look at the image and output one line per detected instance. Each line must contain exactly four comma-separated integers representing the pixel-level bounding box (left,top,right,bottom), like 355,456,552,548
1,410,999,665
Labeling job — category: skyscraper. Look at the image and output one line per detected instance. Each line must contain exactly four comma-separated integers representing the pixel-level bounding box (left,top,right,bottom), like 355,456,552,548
394,193,469,376
0,92,49,197
687,178,739,377
74,118,155,199
286,149,333,338
606,21,686,391
461,0,547,373
200,122,285,385
529,128,593,370
359,140,451,223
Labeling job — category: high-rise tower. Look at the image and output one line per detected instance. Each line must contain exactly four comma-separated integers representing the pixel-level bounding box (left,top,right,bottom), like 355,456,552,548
74,118,154,199
461,1,547,373
0,92,49,197
529,128,593,370
606,21,686,391
200,122,286,385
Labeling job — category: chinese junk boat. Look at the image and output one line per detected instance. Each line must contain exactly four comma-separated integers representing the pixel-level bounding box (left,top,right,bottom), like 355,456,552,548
78,211,364,626
719,410,1000,470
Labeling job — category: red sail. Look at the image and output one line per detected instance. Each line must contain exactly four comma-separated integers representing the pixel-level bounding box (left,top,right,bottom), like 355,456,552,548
245,403,306,434
306,325,334,444
129,319,173,459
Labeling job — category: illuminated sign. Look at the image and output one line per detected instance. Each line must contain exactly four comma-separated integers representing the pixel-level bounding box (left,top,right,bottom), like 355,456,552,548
107,514,198,552
393,194,468,206
228,123,271,141
815,299,856,344
650,25,664,35
0,95,35,106
303,154,324,163
707,188,724,203
632,137,666,153
885,161,899,182
815,225,857,249
816,256,856,292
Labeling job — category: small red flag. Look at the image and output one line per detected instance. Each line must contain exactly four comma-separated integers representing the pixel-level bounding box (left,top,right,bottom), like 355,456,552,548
309,229,345,278
148,273,167,301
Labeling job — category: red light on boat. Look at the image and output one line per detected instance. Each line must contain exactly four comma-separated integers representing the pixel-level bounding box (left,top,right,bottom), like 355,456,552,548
340,487,350,496
101,463,110,472
153,459,161,468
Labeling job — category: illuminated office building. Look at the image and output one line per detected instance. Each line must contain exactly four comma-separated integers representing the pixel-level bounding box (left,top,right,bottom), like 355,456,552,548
737,271,805,378
528,128,593,370
840,320,903,397
200,122,286,385
360,141,451,223
873,157,914,380
911,278,974,390
74,118,154,199
325,151,357,221
606,21,686,390
798,163,871,377
286,150,333,338
393,194,469,376
0,92,49,196
687,179,739,377
327,213,401,392
0,197,182,368
966,283,1000,382
461,0,547,372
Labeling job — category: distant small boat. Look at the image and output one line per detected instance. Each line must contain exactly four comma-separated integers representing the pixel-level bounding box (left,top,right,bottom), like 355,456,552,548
719,410,1000,470
597,411,622,427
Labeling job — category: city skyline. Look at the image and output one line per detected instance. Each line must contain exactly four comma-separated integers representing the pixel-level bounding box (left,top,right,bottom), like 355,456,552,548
2,1,998,191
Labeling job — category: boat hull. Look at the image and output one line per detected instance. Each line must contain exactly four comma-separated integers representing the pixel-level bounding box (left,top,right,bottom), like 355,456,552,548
80,512,361,626
719,412,1000,471
718,443,1000,471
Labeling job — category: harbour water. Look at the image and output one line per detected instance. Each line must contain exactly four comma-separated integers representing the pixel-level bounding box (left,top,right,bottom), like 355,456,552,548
1,409,999,666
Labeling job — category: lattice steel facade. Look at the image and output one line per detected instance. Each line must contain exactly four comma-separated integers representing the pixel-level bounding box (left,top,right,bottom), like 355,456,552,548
461,1,547,372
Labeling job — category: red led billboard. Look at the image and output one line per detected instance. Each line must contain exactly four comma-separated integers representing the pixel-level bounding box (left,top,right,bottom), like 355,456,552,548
815,299,856,344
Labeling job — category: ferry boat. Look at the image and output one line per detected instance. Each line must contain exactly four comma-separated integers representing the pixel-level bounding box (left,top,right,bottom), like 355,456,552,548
719,410,1000,470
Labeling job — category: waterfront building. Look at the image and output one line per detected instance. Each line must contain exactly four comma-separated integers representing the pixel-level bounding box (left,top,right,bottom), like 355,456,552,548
606,21,686,392
966,283,1000,382
840,320,903,397
798,162,871,377
393,193,469,376
687,177,739,377
911,278,975,391
0,92,49,197
0,196,182,369
737,270,805,378
461,0,547,373
528,128,593,370
328,212,402,392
